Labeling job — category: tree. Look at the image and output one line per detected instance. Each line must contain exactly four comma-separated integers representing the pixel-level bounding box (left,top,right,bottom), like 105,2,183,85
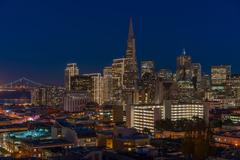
193,137,209,160
181,137,194,159
143,127,151,135
155,118,173,131
210,119,222,128
181,117,215,160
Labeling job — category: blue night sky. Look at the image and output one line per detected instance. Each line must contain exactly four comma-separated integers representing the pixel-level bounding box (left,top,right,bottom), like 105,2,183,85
0,0,240,85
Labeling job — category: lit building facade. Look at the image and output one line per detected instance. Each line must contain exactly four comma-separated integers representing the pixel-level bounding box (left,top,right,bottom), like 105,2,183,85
141,61,155,78
154,81,178,104
137,63,156,105
191,63,202,89
64,63,79,91
83,73,103,105
136,85,156,105
70,75,93,94
98,104,123,123
158,69,173,81
201,74,211,90
102,66,113,103
211,65,231,86
133,105,163,134
107,17,139,107
112,58,125,103
64,92,91,112
70,73,103,104
176,49,192,81
226,74,240,98
122,17,138,107
192,63,202,82
131,101,206,134
32,86,65,107
164,100,205,121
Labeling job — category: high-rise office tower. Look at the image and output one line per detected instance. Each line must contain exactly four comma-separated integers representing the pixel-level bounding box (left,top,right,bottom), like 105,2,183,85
70,75,93,94
158,69,173,81
176,49,192,81
70,73,103,104
141,61,155,78
136,61,156,105
211,65,231,86
201,74,211,90
64,92,91,112
112,58,125,103
32,86,65,107
122,17,138,106
191,63,202,89
64,63,79,91
83,73,103,105
103,66,113,103
192,63,202,82
154,81,177,104
226,74,240,98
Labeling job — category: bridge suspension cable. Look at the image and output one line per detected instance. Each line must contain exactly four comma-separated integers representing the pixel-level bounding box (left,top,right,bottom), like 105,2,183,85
1,77,47,88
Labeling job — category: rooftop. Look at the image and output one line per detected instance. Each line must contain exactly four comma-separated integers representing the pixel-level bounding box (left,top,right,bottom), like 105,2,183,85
8,127,50,139
0,124,27,131
74,127,96,138
22,139,73,148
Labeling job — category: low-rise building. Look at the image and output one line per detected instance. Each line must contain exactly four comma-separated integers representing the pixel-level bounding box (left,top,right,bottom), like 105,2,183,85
133,104,163,134
98,104,123,124
112,127,150,151
164,100,205,121
213,130,240,148
52,120,97,147
64,92,91,112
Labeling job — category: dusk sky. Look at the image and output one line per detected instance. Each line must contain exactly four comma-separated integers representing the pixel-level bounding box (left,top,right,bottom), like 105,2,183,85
0,0,240,85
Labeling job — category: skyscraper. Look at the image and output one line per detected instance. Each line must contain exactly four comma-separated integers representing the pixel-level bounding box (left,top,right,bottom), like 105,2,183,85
191,63,202,89
192,63,202,82
108,17,138,107
64,63,79,91
83,73,103,105
70,73,104,104
70,75,93,94
32,86,65,106
122,17,138,106
158,69,173,81
112,58,125,103
137,61,156,105
141,61,155,78
103,66,113,103
64,92,91,112
211,65,231,86
176,49,192,81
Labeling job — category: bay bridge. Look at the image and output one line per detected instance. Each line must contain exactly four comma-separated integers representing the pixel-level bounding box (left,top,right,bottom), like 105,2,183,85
0,77,47,91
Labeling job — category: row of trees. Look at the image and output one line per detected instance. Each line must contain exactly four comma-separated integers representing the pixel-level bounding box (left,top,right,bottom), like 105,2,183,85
155,117,216,160
155,117,234,132
155,117,206,132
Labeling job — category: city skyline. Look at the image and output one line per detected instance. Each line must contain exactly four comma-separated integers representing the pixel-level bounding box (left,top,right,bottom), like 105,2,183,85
1,1,240,159
0,0,240,85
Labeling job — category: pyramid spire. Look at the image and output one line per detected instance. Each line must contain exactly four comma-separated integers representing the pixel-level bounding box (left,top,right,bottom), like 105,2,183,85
125,17,136,60
128,17,134,40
